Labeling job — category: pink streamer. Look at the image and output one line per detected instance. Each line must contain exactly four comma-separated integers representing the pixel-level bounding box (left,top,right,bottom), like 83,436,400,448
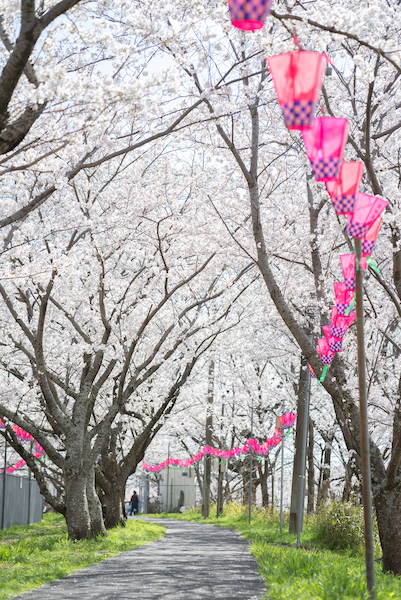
141,413,297,472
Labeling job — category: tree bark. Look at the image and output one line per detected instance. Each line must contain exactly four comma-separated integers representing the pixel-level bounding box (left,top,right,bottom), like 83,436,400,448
317,434,333,506
375,487,401,573
342,458,354,502
103,485,126,528
86,466,106,537
260,458,269,507
65,469,91,540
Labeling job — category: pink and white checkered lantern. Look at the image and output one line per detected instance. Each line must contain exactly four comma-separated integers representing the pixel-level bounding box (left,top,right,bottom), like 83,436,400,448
346,192,388,239
228,0,272,31
266,51,327,130
317,338,335,365
333,282,354,315
340,254,367,291
330,306,356,339
302,117,349,181
325,161,364,215
278,412,297,429
322,324,342,353
362,216,382,256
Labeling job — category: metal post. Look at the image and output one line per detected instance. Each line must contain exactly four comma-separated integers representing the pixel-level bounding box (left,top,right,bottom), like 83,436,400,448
296,363,310,549
1,439,6,529
216,459,221,518
248,396,254,525
27,441,33,525
355,238,376,599
170,478,173,512
166,443,170,515
280,431,285,534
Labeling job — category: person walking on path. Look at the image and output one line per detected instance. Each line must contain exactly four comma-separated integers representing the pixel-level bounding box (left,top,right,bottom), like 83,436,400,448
130,490,139,515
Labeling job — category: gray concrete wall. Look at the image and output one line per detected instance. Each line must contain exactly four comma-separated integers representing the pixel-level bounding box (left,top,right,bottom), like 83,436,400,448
0,473,43,529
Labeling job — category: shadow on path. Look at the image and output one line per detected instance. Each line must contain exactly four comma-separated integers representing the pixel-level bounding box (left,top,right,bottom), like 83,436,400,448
12,518,266,600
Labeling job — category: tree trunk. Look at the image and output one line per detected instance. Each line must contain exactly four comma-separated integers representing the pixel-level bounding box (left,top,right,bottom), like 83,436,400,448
65,470,91,540
86,467,107,537
242,456,257,506
317,436,332,506
342,459,353,503
375,487,401,574
260,458,269,507
103,484,126,528
307,417,315,514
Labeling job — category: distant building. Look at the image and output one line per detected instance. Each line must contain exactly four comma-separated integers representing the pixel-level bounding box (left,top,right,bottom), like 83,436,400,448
159,466,195,512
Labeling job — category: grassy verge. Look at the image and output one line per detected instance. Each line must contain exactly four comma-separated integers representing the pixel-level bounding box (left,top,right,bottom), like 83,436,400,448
0,513,165,600
151,504,401,600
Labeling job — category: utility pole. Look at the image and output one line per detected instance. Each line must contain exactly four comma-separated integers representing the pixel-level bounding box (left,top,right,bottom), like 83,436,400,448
166,443,170,515
1,439,6,529
355,238,375,599
216,403,225,518
203,359,214,518
279,411,285,534
248,396,254,525
289,355,309,534
296,365,310,549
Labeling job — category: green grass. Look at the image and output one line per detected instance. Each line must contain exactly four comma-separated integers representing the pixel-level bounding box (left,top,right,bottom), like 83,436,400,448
152,504,401,600
0,513,165,600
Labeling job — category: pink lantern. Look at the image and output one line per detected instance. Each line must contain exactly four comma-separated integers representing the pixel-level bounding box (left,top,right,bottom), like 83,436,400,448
278,412,297,429
333,282,354,315
362,216,382,256
228,0,272,31
272,428,282,445
317,338,335,365
308,364,317,378
302,117,349,181
266,51,327,130
340,254,367,290
322,324,342,353
346,192,388,239
325,161,364,215
330,306,356,338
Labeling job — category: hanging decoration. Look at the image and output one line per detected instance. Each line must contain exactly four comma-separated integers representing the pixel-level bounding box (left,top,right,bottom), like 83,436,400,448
0,420,46,473
322,324,342,353
0,419,35,441
333,282,354,315
4,443,45,474
308,364,317,378
346,192,388,239
277,412,297,429
340,254,367,291
302,117,349,181
361,217,382,256
325,161,364,215
330,306,356,339
228,0,272,31
142,412,297,472
317,338,335,365
266,51,327,130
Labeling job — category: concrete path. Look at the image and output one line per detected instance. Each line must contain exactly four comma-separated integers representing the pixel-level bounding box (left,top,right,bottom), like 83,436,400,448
12,518,266,600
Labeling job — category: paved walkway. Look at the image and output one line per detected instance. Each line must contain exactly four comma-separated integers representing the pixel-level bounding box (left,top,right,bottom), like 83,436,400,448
12,518,266,600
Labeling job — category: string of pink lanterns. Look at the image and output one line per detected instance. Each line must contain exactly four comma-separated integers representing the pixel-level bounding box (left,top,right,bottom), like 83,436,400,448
226,1,388,382
142,412,296,472
0,419,46,473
